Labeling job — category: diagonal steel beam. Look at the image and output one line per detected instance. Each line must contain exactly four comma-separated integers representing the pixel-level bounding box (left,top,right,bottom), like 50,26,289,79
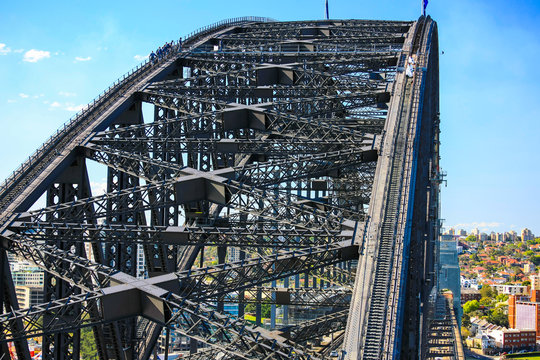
282,309,348,344
174,241,357,301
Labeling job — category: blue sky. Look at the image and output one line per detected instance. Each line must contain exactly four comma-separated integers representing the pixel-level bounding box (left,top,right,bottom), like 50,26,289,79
1,0,539,235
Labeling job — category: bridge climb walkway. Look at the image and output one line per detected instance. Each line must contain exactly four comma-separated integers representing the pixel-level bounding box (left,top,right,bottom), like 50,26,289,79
342,16,435,359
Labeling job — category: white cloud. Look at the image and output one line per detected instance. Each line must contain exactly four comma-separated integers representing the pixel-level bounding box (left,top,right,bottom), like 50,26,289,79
0,43,11,55
74,56,91,62
49,100,86,112
18,93,43,99
23,49,51,63
7,99,16,103
64,104,85,112
452,222,503,230
134,54,147,61
13,49,24,53
59,91,76,97
90,181,107,196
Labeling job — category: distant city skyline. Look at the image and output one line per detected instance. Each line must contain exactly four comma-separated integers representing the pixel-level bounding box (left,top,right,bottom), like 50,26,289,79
1,0,539,231
445,223,537,236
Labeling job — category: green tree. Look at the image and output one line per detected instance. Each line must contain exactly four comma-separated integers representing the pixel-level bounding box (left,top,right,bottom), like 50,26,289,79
245,303,256,314
462,313,471,328
80,327,97,360
479,297,493,307
463,300,480,314
530,255,540,266
261,303,271,318
488,307,509,327
480,285,496,298
523,280,531,287
469,309,484,318
244,302,272,318
466,235,477,242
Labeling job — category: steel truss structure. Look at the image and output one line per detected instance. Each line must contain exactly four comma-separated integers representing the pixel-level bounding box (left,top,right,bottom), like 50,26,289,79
424,294,465,359
0,16,441,360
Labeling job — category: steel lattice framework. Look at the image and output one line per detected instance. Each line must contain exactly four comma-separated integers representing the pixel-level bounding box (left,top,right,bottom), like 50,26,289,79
0,16,441,360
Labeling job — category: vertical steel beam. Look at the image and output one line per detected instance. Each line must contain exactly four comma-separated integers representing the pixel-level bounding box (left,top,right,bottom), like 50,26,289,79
1,250,32,360
42,158,89,360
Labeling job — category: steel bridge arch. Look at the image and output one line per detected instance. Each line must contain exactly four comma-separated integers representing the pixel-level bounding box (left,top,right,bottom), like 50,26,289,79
0,16,441,360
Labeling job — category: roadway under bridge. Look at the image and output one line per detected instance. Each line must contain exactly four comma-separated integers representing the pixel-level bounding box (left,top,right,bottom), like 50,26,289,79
0,16,443,360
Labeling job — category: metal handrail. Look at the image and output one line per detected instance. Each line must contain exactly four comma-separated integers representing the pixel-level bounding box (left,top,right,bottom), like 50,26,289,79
0,16,274,199
181,16,275,46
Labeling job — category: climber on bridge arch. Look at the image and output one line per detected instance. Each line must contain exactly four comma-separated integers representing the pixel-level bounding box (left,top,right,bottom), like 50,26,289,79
406,55,416,77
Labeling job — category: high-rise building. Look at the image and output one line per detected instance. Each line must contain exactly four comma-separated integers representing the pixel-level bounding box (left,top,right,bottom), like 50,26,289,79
84,242,95,262
228,247,242,263
524,263,536,274
7,251,18,264
15,286,44,308
11,262,44,287
509,273,540,341
522,228,535,242
531,273,540,291
471,228,480,236
157,330,191,354
459,229,467,236
509,292,540,341
438,235,461,322
137,244,146,279
506,231,518,242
